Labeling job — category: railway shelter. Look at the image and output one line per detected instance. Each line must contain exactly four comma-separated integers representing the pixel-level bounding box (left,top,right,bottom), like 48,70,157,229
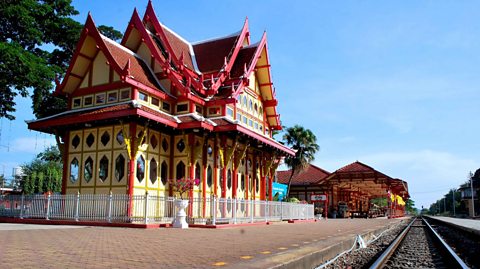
278,161,409,218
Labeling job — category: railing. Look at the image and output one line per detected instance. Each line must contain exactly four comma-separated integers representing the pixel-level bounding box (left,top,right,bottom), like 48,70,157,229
0,194,314,225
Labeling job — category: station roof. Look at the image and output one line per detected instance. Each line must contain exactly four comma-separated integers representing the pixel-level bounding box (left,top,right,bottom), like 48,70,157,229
277,164,330,186
320,161,409,199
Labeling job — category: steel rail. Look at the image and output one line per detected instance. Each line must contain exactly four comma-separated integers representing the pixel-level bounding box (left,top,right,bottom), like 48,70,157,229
423,217,470,269
368,217,417,269
369,217,470,269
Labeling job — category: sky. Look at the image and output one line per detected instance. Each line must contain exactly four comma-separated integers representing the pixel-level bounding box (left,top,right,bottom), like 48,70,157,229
1,0,479,209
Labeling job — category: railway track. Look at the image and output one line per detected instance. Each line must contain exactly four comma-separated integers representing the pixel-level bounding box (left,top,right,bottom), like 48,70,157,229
369,217,469,269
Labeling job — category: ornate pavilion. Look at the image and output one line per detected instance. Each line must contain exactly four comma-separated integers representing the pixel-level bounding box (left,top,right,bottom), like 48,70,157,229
27,1,294,204
278,161,409,218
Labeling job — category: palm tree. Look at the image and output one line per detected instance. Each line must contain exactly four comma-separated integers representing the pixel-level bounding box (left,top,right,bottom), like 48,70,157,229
283,125,319,199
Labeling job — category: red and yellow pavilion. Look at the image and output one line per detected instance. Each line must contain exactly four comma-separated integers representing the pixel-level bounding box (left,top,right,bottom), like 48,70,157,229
27,1,294,204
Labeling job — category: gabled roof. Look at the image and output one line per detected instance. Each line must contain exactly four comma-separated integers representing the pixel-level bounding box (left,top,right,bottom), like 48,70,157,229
323,161,409,198
277,164,331,185
193,34,240,73
230,44,258,78
55,14,165,97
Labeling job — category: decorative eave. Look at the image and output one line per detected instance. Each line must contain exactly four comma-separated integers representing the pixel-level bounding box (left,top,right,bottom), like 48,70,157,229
142,1,205,93
206,17,250,96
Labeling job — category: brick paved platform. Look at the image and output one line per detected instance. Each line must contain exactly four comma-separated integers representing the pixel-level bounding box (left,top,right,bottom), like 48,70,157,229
0,218,404,269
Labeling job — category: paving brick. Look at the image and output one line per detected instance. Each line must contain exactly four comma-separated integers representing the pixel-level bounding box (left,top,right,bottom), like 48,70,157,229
0,218,402,268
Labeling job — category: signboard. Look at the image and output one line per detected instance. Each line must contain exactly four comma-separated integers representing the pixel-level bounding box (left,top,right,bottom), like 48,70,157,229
311,194,327,202
272,182,288,201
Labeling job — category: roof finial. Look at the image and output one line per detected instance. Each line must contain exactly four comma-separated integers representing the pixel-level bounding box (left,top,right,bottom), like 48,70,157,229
124,59,131,76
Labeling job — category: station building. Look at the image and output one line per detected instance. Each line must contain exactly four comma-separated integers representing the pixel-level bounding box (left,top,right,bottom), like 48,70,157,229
278,161,409,218
27,1,294,203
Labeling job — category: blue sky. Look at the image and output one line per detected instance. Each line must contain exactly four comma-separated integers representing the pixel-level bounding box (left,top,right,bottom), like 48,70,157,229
1,1,479,209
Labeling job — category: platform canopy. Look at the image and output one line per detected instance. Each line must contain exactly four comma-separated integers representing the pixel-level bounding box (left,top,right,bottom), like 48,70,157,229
318,161,409,199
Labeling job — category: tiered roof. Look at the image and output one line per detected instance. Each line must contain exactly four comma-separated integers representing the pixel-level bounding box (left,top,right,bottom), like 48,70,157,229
29,1,292,155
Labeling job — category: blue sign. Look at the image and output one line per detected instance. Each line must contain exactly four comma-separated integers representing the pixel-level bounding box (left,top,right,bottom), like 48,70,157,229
272,182,288,201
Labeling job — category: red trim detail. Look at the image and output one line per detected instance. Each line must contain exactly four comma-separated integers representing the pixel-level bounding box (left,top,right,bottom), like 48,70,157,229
72,82,127,97
61,133,70,195
263,99,278,107
214,124,294,156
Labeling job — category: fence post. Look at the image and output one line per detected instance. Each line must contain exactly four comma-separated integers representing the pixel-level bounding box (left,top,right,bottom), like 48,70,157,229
212,196,217,226
20,194,25,219
45,193,51,220
74,192,80,221
144,192,149,225
250,199,254,223
233,198,237,224
280,201,283,221
265,200,268,223
107,192,113,223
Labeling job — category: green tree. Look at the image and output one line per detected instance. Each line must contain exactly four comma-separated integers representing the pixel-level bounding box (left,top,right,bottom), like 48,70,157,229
0,0,121,121
0,174,6,189
405,199,417,215
370,197,388,207
283,125,319,198
20,146,63,194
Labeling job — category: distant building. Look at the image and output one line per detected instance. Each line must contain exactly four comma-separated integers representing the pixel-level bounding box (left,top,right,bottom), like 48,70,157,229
458,178,479,217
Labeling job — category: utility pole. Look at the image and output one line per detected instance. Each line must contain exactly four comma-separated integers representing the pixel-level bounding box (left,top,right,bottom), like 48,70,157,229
452,190,456,217
471,173,475,218
443,198,446,214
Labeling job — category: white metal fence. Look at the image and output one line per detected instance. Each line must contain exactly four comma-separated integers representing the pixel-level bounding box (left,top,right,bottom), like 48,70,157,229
0,194,314,225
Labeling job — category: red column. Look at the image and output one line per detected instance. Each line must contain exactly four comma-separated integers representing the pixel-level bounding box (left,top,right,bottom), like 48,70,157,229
245,156,249,200
268,167,273,201
202,141,207,217
127,122,137,220
221,136,227,198
61,132,70,195
260,157,266,200
188,134,195,217
213,139,218,197
232,150,238,199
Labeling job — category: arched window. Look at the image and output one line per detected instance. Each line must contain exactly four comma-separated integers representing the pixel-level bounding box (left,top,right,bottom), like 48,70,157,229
195,162,201,182
249,100,253,111
227,169,232,189
150,158,158,184
115,154,125,182
207,165,213,187
161,161,168,185
84,157,93,183
70,158,79,183
176,161,185,179
136,155,145,182
99,155,109,182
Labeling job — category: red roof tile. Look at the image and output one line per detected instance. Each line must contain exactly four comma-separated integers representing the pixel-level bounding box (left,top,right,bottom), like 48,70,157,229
161,25,195,71
193,35,239,73
335,161,377,173
230,45,258,78
277,164,330,185
102,37,161,92
138,105,177,123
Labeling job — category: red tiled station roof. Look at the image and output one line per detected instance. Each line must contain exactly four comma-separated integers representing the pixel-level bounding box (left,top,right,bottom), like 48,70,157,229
277,164,330,186
322,161,409,198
